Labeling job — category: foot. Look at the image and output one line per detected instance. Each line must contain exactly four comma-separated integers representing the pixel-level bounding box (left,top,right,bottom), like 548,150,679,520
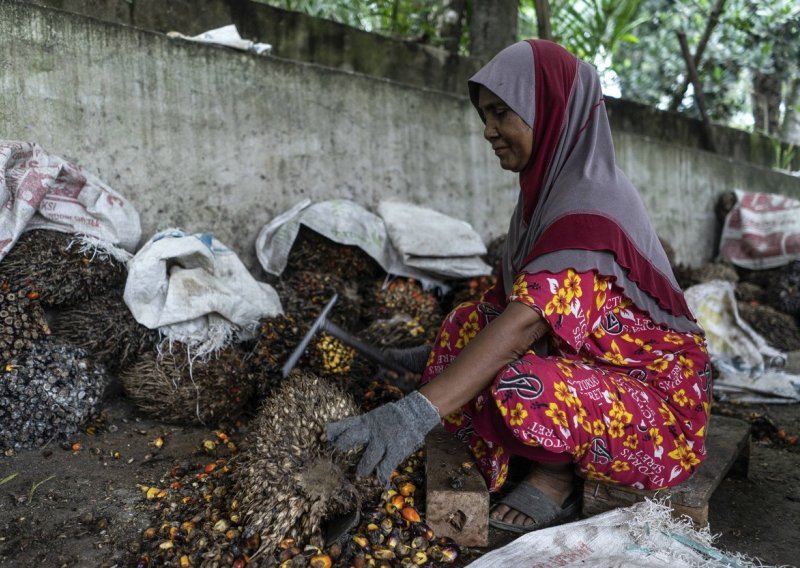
490,461,575,529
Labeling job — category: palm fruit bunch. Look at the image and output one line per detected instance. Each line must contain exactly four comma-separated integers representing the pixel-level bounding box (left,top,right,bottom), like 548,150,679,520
692,261,739,285
766,260,800,319
360,380,404,412
0,342,109,451
0,230,127,308
0,278,50,365
735,281,766,304
310,332,357,377
483,234,506,269
445,275,497,312
368,278,442,343
276,271,364,331
737,301,800,352
233,371,367,562
48,292,159,374
120,343,255,425
248,314,305,399
360,314,430,350
285,226,383,282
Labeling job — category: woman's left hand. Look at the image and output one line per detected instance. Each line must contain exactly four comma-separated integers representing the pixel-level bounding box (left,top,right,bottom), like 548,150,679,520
326,391,441,486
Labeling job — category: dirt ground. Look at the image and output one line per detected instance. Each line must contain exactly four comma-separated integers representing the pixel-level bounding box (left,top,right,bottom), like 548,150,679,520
0,388,798,567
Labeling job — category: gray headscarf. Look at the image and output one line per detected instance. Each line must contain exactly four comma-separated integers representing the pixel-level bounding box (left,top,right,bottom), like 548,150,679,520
469,40,700,333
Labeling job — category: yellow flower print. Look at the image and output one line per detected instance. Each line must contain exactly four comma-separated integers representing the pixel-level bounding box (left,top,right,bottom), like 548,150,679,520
554,381,571,402
555,360,574,378
426,348,435,367
593,275,610,309
611,460,630,472
585,464,617,483
575,404,588,425
647,357,669,373
608,420,625,438
509,403,529,427
679,355,695,379
664,333,685,345
512,274,534,304
624,434,638,450
693,333,709,354
497,461,509,486
649,427,663,446
592,419,606,436
673,389,689,407
574,442,590,459
563,270,583,301
472,440,486,459
439,329,451,348
603,340,628,366
495,399,508,417
545,403,568,428
545,287,572,316
593,326,607,339
594,274,610,293
613,298,633,313
455,311,480,349
659,404,677,426
668,437,701,470
622,333,652,352
444,412,464,426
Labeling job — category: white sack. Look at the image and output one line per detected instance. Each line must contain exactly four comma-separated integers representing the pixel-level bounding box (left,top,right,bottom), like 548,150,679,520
124,229,282,357
719,189,800,269
167,25,272,55
684,280,800,403
255,199,440,283
0,141,141,260
467,500,771,568
378,201,491,279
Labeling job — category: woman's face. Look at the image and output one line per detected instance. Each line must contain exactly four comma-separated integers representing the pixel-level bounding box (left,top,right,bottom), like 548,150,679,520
478,85,533,172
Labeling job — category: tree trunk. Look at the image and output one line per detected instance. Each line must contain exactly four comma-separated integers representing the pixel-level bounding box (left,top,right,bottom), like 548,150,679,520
752,71,782,136
780,77,800,145
469,0,518,60
440,0,468,53
534,0,552,40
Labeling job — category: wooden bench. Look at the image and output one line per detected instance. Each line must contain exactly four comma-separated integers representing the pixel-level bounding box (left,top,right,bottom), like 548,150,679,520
582,414,751,526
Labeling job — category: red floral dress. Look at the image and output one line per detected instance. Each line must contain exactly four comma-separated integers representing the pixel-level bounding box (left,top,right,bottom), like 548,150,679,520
420,269,711,492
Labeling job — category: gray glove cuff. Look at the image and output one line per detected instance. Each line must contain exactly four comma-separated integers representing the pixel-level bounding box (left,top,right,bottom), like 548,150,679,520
399,391,441,432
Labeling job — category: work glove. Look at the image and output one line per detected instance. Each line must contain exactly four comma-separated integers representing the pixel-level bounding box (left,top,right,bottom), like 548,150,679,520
326,391,441,486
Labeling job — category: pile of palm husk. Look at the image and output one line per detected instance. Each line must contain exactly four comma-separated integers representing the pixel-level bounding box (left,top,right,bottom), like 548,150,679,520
0,278,51,364
48,292,158,373
120,343,256,425
0,341,110,451
0,230,127,308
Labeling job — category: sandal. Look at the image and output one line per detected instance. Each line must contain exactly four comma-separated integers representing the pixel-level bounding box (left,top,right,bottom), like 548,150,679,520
488,482,582,534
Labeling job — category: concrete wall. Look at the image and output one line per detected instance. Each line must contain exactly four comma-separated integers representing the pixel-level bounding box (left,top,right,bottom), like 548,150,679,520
23,0,799,172
2,0,800,272
21,0,485,96
0,0,516,273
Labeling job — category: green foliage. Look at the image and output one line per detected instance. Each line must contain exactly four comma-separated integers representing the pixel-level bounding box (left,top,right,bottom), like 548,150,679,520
257,0,461,48
613,0,800,126
260,0,799,138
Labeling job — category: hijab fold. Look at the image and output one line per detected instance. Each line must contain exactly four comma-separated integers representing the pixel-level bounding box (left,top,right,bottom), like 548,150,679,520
469,40,700,334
